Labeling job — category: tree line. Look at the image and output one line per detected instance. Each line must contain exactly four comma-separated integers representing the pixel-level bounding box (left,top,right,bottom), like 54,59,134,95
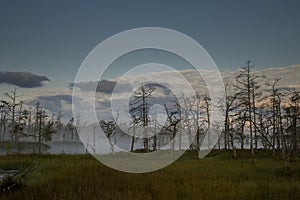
0,60,299,165
0,88,78,154
100,60,299,166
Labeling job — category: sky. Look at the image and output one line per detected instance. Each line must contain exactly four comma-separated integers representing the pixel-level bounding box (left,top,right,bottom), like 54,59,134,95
0,0,299,89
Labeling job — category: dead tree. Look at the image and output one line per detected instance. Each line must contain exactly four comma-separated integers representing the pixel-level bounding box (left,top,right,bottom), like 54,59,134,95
181,95,196,150
193,93,202,151
0,101,9,141
129,83,155,152
201,94,211,148
99,119,117,154
3,88,24,143
34,102,54,154
287,90,299,152
223,84,236,150
235,60,261,155
164,100,181,154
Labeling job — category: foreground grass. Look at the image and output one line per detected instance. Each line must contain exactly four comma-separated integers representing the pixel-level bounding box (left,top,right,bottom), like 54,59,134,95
0,150,299,200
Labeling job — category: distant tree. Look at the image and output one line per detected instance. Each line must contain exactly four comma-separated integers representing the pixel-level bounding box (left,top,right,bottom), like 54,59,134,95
129,118,138,152
35,102,43,154
3,88,25,143
280,89,300,166
152,110,158,151
221,84,237,156
0,101,9,141
54,111,63,141
255,105,273,149
22,108,31,138
193,93,202,151
43,120,55,143
234,110,247,149
269,78,283,155
286,89,300,152
75,113,81,142
201,94,211,148
66,118,76,141
181,95,196,150
164,100,181,154
34,102,54,154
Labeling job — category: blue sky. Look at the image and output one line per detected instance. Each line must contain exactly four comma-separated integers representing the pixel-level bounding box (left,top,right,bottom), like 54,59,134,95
0,0,299,88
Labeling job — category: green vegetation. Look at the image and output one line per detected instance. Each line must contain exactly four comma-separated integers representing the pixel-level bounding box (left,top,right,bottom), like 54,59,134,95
0,150,299,200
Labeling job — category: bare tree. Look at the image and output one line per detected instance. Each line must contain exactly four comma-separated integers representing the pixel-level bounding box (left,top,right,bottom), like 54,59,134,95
0,101,9,141
129,118,137,152
280,89,300,167
34,102,54,154
201,94,211,148
66,118,76,141
99,119,117,155
193,93,202,151
164,100,181,154
270,78,283,155
3,88,25,143
286,89,299,152
222,84,237,154
181,95,196,150
129,83,155,152
235,60,261,155
235,110,247,149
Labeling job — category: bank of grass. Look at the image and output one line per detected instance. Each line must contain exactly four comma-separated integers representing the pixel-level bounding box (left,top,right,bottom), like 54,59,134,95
0,150,299,200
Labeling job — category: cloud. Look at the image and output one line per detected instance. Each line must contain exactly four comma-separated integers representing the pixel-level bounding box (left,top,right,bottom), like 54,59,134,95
24,64,300,122
27,95,73,119
70,80,132,94
0,71,50,88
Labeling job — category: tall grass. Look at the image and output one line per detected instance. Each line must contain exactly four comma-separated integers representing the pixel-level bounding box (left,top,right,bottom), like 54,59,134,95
0,150,299,200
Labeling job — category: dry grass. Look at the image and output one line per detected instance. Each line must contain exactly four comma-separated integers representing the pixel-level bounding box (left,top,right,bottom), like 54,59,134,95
0,150,299,200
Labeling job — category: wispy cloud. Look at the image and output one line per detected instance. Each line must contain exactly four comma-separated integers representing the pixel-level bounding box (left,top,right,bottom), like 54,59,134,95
27,94,74,119
70,80,132,94
20,64,300,121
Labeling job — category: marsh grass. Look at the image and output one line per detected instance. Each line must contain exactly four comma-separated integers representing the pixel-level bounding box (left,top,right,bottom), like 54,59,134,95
0,150,299,200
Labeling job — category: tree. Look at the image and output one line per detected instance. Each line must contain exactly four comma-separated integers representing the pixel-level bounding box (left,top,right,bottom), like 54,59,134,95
0,101,9,141
129,83,155,152
164,100,181,154
181,95,196,150
235,60,261,155
34,102,54,154
269,78,283,155
66,118,76,141
22,108,32,138
280,89,300,166
235,110,248,149
128,118,138,152
99,119,117,154
286,90,299,152
3,88,24,143
222,84,237,156
54,111,63,141
201,94,211,148
43,120,55,143
193,93,202,151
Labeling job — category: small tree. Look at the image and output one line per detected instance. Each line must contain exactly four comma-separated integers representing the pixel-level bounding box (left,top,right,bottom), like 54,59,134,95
3,88,24,143
0,101,9,141
99,119,117,154
201,94,211,148
164,100,181,154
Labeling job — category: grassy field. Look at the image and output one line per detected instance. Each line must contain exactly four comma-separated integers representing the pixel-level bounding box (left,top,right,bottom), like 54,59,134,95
0,150,299,200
